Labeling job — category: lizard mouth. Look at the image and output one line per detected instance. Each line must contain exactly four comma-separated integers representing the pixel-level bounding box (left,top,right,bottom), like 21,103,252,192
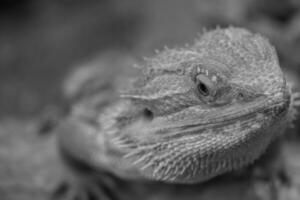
121,92,290,183
144,94,290,139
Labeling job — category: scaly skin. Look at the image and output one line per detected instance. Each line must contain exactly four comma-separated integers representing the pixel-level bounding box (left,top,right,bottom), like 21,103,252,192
56,27,298,197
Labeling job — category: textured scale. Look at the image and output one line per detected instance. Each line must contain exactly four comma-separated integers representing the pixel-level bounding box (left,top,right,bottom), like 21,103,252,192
57,27,299,190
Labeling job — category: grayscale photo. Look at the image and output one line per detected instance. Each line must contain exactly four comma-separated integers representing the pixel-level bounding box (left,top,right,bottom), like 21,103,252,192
1,0,300,200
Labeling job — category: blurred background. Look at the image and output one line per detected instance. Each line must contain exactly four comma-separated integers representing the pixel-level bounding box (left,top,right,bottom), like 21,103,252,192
1,0,300,119
1,1,300,199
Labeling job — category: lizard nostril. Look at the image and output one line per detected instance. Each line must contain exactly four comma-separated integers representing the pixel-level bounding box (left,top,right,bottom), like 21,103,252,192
143,108,154,121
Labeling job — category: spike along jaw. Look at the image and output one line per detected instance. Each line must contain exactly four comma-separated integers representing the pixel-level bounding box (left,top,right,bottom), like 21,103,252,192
119,28,291,183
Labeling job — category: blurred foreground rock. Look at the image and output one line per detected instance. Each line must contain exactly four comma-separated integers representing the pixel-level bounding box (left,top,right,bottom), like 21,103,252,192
0,119,63,200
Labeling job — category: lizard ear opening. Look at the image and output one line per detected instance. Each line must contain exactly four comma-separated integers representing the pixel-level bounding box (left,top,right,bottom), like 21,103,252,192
143,108,154,121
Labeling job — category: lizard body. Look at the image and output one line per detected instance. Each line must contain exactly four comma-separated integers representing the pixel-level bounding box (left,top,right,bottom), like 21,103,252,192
56,27,298,198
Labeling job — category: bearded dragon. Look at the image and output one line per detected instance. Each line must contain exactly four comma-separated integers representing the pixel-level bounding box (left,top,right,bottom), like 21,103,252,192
55,27,299,199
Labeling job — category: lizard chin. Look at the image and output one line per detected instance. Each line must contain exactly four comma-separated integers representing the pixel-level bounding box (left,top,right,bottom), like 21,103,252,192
121,91,291,183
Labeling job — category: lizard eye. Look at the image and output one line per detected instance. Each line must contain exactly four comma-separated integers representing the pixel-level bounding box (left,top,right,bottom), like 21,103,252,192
196,74,215,97
198,81,209,96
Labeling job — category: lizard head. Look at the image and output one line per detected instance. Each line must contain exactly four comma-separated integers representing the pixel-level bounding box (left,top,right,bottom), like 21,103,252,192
107,27,292,183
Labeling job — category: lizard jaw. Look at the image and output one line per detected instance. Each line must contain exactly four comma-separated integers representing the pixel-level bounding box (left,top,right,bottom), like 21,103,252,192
121,91,291,183
142,92,290,138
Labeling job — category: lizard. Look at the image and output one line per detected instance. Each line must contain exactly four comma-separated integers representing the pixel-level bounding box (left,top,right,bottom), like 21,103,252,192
54,27,300,199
